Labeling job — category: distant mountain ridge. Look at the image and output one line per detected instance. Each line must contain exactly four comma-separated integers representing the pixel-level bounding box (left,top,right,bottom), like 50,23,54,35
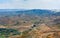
0,9,60,17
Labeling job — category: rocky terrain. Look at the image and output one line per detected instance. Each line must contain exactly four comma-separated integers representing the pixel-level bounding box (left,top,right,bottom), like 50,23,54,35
0,9,60,38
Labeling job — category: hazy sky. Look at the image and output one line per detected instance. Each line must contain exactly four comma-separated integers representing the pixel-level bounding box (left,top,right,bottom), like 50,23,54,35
0,0,60,9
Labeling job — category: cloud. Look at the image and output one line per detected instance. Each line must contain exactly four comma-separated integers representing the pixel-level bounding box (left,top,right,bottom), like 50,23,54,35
0,0,60,9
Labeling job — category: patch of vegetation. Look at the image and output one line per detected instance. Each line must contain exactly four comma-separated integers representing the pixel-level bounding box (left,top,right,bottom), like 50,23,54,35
0,35,5,38
0,28,21,38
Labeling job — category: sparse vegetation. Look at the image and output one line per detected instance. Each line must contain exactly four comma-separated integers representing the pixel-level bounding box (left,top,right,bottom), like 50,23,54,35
0,9,60,38
0,28,21,38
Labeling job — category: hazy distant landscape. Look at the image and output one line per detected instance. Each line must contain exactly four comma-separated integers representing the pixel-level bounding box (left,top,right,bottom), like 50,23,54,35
0,9,60,38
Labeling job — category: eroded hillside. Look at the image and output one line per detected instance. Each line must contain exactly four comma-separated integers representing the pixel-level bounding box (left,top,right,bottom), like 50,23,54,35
0,9,60,38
